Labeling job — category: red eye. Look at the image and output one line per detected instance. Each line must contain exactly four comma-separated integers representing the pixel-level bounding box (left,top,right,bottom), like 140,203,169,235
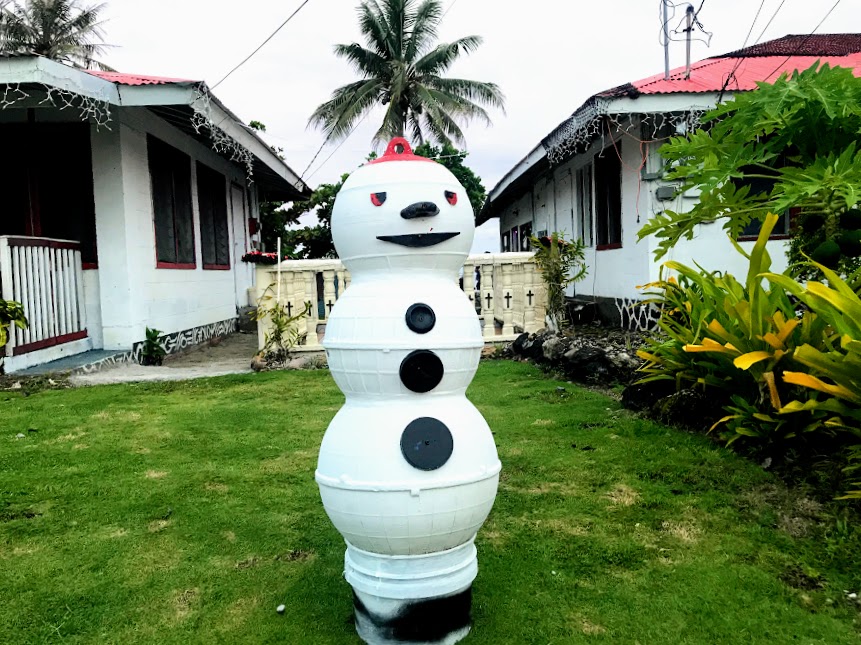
371,192,387,206
445,191,457,206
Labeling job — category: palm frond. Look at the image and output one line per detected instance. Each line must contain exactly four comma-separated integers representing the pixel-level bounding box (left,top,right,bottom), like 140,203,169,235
424,76,506,112
333,42,389,78
404,0,442,62
413,36,482,75
309,78,383,142
0,0,111,69
357,0,393,58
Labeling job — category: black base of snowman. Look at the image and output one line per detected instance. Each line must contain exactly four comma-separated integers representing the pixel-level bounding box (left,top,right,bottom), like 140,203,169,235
316,138,500,645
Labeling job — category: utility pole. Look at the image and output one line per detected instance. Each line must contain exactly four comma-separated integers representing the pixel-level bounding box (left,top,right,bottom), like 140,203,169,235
663,0,671,80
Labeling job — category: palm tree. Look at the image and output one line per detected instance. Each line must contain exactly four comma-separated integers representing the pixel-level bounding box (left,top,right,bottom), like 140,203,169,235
0,0,113,70
310,0,504,146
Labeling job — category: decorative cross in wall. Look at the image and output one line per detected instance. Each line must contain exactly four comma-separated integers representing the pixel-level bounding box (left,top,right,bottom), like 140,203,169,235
484,293,493,309
504,292,513,309
286,301,293,317
468,293,474,302
327,300,335,314
526,290,535,306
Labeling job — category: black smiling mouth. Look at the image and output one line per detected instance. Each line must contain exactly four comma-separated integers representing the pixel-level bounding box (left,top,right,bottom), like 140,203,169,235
376,232,461,248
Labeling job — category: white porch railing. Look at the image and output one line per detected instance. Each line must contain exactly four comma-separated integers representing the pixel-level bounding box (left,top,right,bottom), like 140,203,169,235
0,236,88,357
254,253,545,352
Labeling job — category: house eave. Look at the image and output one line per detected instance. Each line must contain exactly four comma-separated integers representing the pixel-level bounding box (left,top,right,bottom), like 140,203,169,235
482,90,726,224
0,56,311,201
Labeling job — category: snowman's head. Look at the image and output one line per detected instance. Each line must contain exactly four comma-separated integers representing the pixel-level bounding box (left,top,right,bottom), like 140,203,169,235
331,138,475,275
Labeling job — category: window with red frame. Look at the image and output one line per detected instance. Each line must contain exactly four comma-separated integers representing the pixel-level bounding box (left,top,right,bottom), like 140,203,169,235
196,162,230,269
148,135,195,268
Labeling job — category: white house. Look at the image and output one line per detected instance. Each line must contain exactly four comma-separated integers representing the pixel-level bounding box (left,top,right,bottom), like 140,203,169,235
480,34,861,328
0,54,310,373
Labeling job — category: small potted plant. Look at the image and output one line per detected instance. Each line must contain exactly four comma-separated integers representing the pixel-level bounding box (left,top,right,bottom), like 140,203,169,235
139,327,167,366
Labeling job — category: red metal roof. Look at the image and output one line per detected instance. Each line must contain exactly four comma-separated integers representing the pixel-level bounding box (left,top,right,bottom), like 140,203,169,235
86,71,195,86
716,33,861,58
634,52,861,95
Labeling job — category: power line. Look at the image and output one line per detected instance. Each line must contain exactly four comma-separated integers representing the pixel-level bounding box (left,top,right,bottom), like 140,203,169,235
716,0,766,102
211,0,312,90
304,112,371,181
753,0,787,45
763,0,842,82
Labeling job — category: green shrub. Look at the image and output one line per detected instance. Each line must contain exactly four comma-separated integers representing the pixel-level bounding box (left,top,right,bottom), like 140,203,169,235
139,327,166,366
638,214,860,497
529,232,586,331
0,299,27,373
252,285,310,359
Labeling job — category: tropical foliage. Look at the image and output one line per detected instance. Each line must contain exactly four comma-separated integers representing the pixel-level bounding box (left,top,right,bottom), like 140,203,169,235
309,0,504,146
279,175,347,260
138,327,166,367
414,141,486,216
638,214,861,498
0,299,27,352
252,286,309,359
639,63,861,278
0,0,112,70
529,232,586,332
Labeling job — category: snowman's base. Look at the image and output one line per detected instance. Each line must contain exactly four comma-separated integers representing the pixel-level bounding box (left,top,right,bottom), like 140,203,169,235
345,540,478,645
353,587,472,645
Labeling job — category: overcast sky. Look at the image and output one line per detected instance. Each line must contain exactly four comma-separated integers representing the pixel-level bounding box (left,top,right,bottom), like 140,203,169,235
100,0,857,252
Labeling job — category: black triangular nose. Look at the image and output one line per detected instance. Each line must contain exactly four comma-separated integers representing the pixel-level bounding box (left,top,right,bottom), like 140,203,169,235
400,202,439,219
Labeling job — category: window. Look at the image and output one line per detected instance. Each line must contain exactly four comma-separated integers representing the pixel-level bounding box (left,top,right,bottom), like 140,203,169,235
575,164,593,246
519,222,532,251
196,162,230,269
739,211,792,240
148,135,195,268
510,227,519,254
734,161,793,241
594,146,622,249
501,231,511,252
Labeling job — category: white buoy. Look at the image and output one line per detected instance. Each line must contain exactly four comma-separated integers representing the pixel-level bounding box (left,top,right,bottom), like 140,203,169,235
316,138,500,645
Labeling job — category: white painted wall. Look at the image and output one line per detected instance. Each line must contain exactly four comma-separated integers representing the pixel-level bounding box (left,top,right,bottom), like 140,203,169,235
92,107,256,350
496,121,789,303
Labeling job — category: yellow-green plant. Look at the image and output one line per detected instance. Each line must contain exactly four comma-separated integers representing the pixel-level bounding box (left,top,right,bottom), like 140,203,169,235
638,214,834,441
638,214,861,497
762,263,861,498
0,299,27,350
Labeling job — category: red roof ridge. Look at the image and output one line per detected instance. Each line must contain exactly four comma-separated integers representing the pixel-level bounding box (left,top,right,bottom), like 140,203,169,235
86,70,196,86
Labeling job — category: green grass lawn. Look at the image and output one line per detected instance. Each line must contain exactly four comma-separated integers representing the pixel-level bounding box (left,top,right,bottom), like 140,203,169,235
1,361,859,644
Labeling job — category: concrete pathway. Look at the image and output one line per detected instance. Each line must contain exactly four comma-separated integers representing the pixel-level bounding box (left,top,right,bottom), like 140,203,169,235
70,333,258,386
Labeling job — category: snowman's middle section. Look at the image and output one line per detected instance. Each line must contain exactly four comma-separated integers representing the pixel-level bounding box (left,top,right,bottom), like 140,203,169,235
318,274,500,557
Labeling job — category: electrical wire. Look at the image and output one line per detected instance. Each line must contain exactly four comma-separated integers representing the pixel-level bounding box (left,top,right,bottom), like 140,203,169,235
211,0,313,90
763,0,842,82
753,0,787,45
716,0,766,102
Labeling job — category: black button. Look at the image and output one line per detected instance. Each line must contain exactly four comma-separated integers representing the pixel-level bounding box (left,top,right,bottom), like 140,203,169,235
399,350,444,393
405,303,436,334
400,418,453,471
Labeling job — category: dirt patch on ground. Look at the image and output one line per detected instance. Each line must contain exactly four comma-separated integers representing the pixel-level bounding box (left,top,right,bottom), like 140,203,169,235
606,483,640,507
738,484,824,538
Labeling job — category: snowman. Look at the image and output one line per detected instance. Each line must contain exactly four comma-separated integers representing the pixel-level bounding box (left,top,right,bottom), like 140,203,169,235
317,137,501,645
